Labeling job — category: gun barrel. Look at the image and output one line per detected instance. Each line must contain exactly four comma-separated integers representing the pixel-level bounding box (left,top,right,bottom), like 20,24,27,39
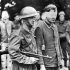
20,51,52,58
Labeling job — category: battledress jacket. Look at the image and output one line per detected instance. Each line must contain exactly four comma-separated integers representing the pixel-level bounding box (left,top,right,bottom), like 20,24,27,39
56,21,69,61
35,20,62,67
8,24,38,70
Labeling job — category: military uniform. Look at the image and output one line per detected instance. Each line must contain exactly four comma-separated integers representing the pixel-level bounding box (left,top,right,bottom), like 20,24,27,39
65,21,70,69
8,6,39,70
8,23,38,70
56,20,68,67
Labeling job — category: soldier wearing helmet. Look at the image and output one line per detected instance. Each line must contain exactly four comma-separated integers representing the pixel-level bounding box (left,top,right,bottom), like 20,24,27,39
8,6,39,70
35,4,62,70
66,19,70,70
57,11,68,67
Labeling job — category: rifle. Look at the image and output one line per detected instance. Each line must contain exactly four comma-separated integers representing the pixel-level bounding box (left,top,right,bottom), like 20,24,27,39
20,51,52,58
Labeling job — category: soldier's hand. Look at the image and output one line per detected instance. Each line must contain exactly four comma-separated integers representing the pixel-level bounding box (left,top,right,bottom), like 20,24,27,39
30,57,39,64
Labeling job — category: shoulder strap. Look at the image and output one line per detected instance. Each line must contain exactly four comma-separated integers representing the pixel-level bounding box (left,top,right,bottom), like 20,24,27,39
19,25,37,53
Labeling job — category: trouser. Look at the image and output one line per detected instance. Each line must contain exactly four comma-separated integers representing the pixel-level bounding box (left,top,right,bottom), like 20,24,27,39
66,42,70,69
12,61,37,70
0,46,1,70
45,67,59,70
68,56,70,70
1,43,12,70
60,39,67,67
36,64,40,70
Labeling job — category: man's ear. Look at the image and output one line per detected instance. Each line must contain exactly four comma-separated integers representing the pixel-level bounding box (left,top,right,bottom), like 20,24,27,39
21,19,23,23
21,19,25,24
41,12,47,20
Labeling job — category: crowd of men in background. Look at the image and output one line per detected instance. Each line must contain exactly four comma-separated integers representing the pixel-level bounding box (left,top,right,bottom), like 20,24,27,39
0,3,70,70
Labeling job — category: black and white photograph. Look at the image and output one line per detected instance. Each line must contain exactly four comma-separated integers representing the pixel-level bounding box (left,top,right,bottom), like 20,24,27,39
0,0,70,70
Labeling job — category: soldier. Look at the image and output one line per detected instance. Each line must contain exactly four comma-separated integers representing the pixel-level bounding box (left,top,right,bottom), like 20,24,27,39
57,11,68,67
8,6,39,70
66,21,70,70
35,4,62,70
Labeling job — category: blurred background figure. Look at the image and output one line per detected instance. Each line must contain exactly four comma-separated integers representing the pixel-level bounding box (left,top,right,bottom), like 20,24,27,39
59,11,65,23
0,11,9,70
0,10,13,70
66,20,70,70
57,11,68,67
32,11,41,33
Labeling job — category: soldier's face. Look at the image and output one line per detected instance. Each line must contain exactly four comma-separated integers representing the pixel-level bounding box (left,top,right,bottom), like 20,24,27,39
59,15,65,22
27,16,35,27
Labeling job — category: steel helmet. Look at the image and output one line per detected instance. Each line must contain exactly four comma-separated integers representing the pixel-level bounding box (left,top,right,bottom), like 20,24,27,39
59,11,65,16
17,6,38,19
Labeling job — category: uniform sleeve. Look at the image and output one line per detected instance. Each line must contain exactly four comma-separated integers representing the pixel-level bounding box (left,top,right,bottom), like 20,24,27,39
66,25,70,43
56,25,63,59
66,25,70,33
0,22,8,43
8,34,30,64
1,28,8,43
35,27,44,65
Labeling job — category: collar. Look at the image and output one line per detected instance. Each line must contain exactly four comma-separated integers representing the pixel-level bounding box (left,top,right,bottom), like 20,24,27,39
20,22,35,38
59,21,65,24
44,21,54,28
22,22,31,33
